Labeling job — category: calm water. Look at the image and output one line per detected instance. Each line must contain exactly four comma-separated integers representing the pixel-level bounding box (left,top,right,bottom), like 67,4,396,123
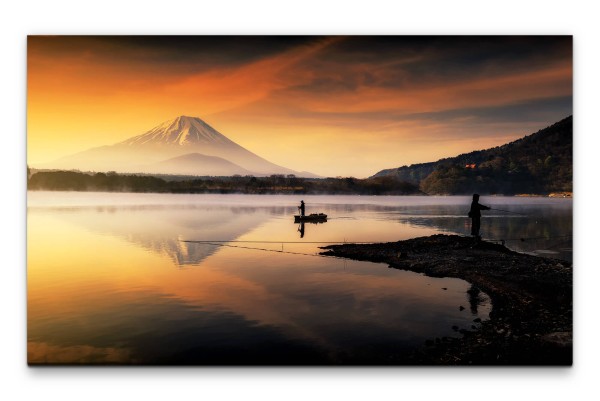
27,192,572,364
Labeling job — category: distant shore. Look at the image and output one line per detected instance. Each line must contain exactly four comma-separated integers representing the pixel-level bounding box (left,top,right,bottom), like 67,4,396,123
27,170,422,196
321,234,572,365
516,192,572,198
27,170,571,197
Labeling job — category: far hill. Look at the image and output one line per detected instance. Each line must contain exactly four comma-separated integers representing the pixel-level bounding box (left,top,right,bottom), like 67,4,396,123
372,116,572,195
147,153,253,176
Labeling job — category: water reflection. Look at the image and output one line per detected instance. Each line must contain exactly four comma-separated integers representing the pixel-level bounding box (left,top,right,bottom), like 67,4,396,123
28,204,269,266
467,285,487,315
295,220,329,239
389,198,572,261
26,192,572,364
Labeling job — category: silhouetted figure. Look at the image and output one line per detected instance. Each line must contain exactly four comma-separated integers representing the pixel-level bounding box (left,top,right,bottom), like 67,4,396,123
468,194,490,240
298,200,305,217
298,222,305,238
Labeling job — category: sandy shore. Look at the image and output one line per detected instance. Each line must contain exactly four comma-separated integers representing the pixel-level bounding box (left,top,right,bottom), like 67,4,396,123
320,234,572,365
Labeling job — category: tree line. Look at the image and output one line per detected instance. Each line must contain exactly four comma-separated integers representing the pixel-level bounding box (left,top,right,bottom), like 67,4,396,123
27,170,422,195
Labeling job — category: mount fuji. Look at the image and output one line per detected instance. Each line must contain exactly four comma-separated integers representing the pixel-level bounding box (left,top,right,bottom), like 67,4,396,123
39,116,318,177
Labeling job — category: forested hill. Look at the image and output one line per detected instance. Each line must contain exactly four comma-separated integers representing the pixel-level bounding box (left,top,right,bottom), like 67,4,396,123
371,116,572,195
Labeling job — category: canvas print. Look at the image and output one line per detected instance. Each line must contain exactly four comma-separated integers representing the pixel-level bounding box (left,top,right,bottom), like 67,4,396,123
27,36,572,365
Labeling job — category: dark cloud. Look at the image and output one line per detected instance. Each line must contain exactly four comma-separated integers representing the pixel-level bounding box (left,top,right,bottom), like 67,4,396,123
284,95,572,129
290,76,361,93
389,36,571,88
29,35,572,87
404,95,573,124
287,36,572,93
28,35,318,73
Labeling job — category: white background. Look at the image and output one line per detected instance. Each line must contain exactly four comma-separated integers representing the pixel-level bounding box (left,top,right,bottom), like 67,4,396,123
2,1,598,400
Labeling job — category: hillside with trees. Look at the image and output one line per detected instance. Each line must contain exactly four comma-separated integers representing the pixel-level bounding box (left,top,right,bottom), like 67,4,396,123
372,116,572,195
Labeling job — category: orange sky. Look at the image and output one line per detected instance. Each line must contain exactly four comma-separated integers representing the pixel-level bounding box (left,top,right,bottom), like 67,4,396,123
27,36,572,178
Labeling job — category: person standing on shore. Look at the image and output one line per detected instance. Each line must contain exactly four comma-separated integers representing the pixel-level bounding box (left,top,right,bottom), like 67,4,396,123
299,200,306,217
468,194,490,240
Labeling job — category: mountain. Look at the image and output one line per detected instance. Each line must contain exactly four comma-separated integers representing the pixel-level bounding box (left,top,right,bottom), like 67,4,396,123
147,153,253,176
371,116,572,195
38,116,318,177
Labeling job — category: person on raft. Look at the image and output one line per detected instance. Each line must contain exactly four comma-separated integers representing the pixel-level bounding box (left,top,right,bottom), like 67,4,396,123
468,194,490,240
298,200,306,217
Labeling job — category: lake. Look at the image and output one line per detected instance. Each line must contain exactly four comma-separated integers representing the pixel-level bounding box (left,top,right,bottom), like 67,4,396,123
27,192,572,364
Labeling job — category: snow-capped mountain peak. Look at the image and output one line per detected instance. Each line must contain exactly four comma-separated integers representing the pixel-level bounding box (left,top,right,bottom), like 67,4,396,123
121,116,236,147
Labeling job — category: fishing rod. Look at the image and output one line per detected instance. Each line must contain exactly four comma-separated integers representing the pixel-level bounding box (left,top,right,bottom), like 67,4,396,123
185,241,348,260
489,208,527,216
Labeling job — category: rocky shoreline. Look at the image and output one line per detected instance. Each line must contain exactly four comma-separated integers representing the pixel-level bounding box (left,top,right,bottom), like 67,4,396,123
320,234,572,365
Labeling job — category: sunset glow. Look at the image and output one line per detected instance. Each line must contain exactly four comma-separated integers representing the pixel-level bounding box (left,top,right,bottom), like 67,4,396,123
27,36,572,177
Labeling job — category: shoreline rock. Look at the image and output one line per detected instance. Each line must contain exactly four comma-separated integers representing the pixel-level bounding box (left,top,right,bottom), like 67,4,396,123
320,234,572,365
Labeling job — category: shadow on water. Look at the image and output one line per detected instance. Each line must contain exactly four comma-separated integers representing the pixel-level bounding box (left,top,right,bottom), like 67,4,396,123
296,220,328,239
467,285,487,315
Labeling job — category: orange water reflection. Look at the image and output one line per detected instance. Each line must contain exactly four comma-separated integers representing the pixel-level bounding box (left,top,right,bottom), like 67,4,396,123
29,193,540,364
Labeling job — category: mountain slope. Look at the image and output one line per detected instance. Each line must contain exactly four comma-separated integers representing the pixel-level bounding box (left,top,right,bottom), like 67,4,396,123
372,116,572,195
146,153,253,176
39,116,318,177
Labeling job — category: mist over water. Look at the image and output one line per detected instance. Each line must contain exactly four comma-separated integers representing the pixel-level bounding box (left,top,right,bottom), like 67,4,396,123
27,192,571,364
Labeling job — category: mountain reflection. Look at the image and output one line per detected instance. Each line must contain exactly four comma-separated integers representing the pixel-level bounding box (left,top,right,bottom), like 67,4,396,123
29,205,272,266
